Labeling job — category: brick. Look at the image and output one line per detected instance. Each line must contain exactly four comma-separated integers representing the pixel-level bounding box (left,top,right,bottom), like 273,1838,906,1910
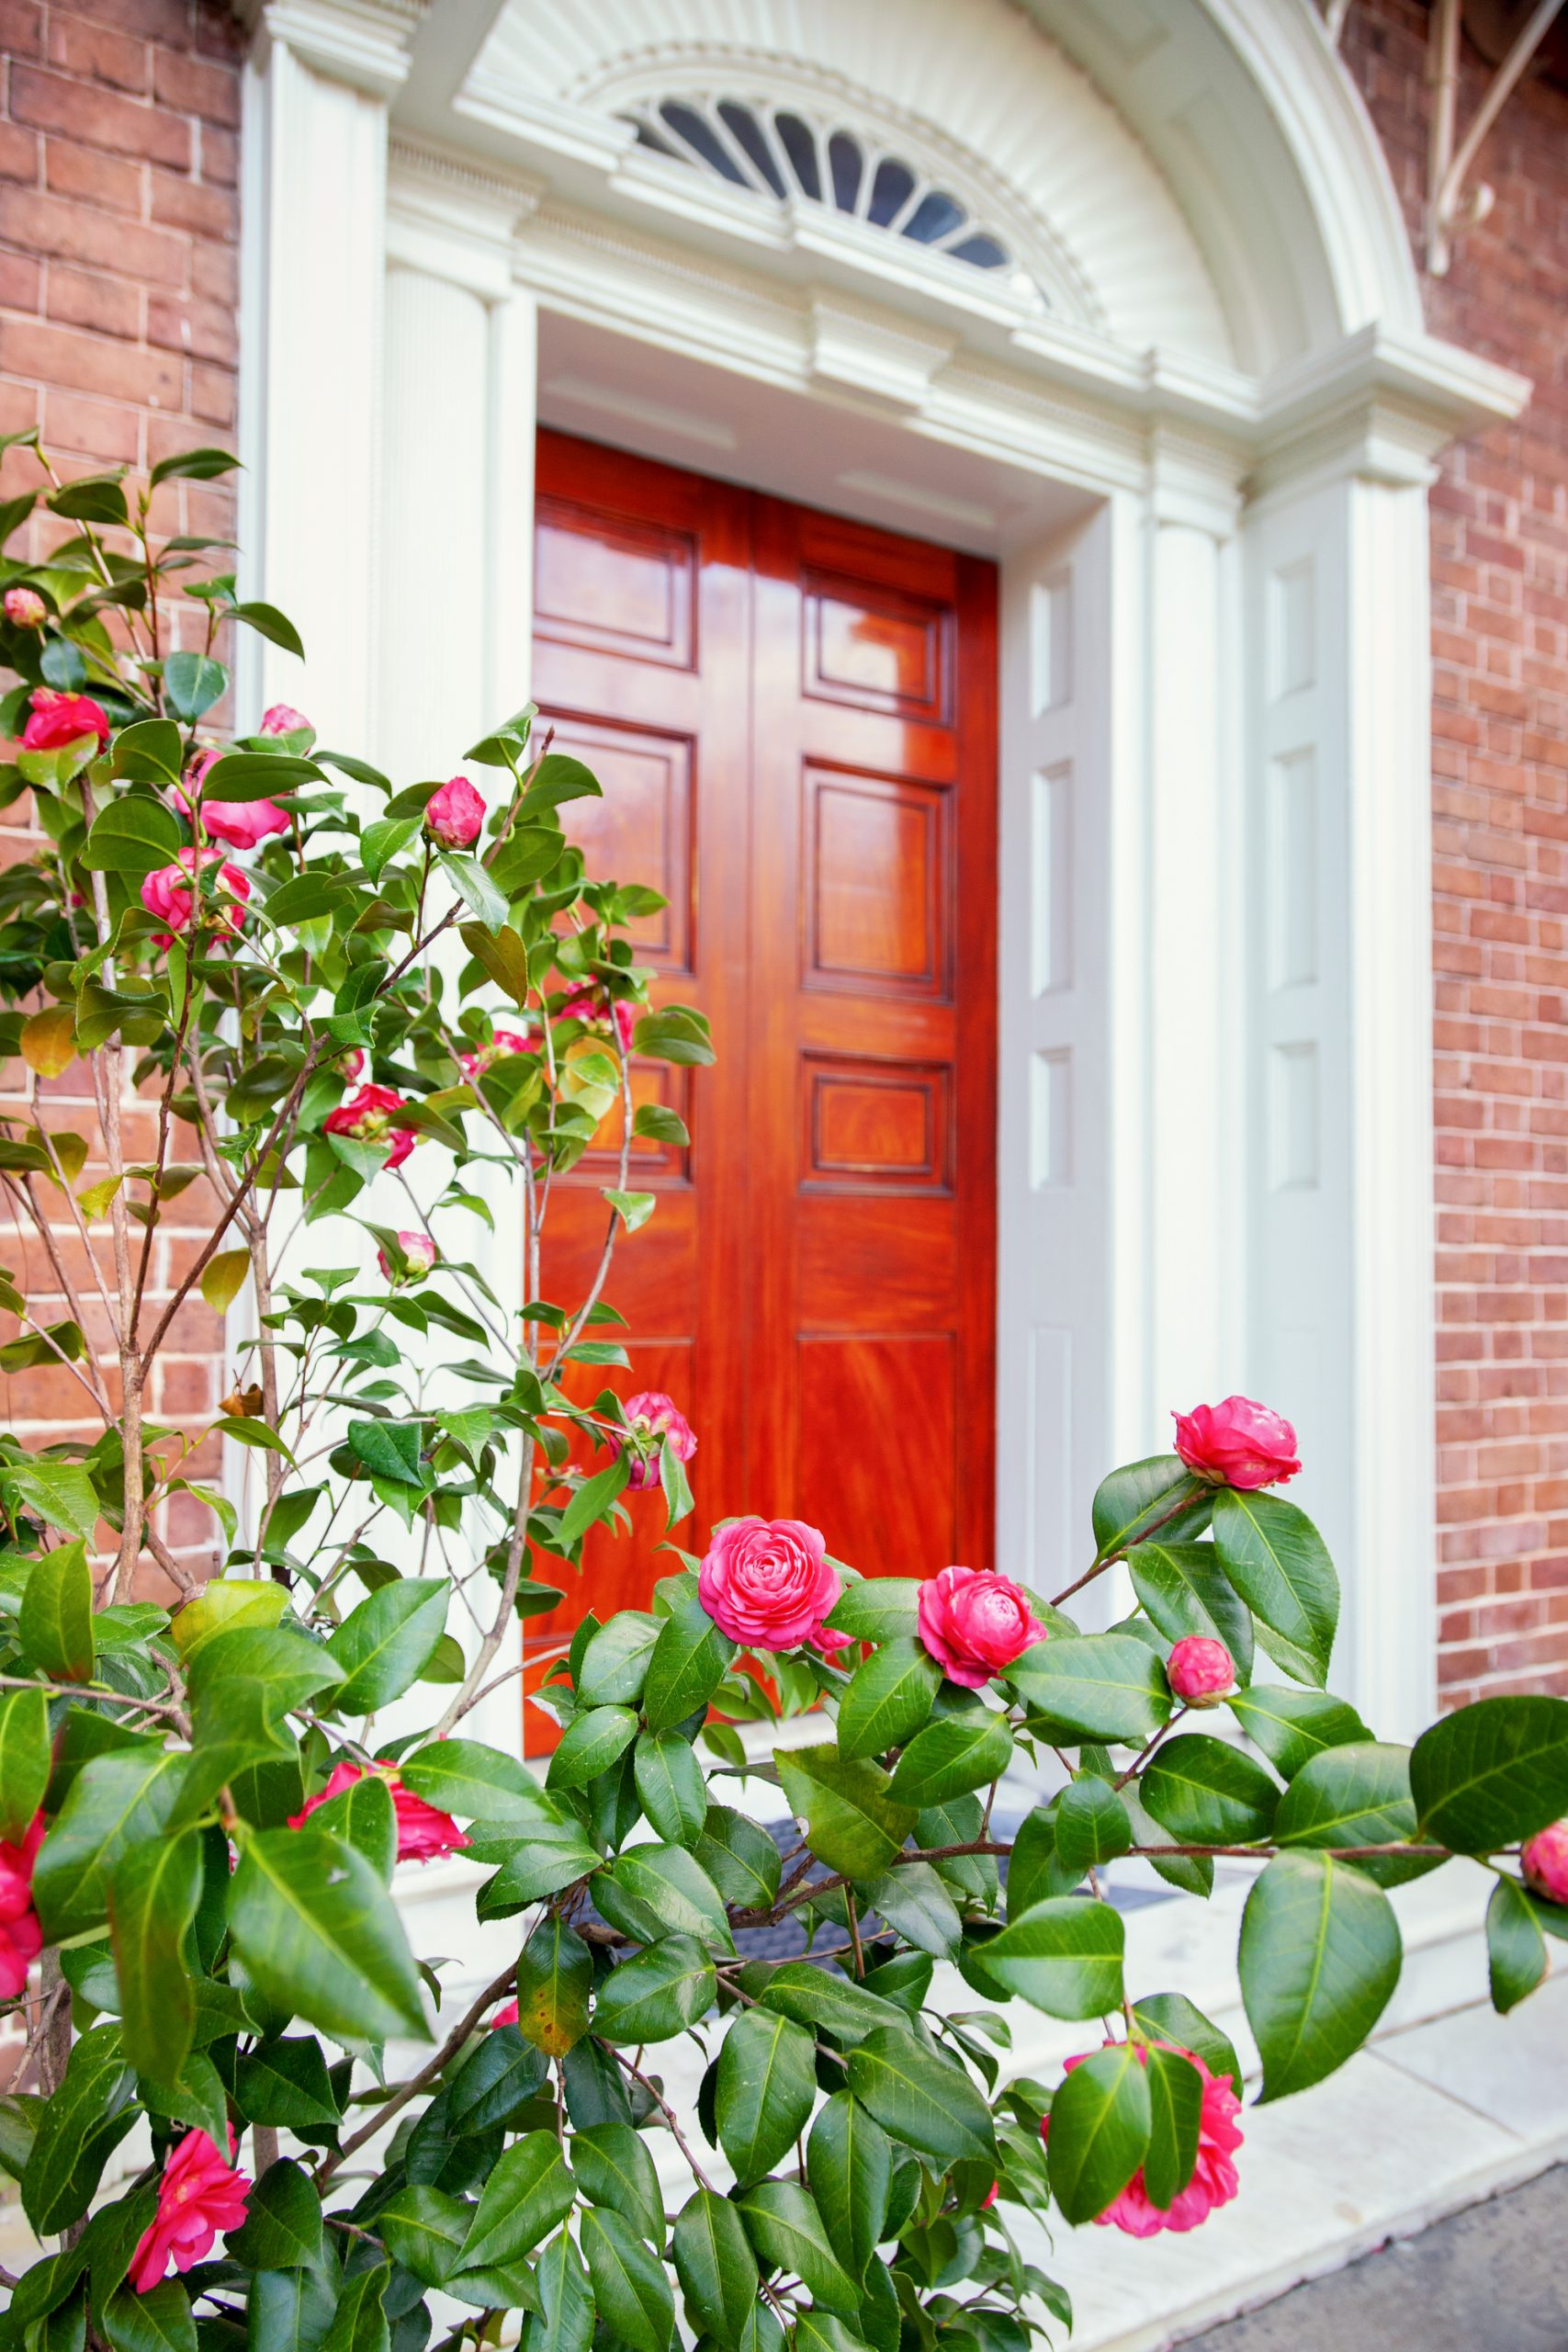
152,47,239,127
0,316,181,407
10,67,191,172
148,165,234,239
43,134,141,213
48,16,151,94
0,122,40,185
0,187,187,284
47,262,141,340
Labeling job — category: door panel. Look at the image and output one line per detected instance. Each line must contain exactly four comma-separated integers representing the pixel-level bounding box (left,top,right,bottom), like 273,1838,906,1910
527,433,996,1712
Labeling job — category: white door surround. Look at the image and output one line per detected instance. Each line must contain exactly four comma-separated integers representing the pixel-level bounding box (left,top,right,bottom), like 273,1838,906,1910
238,0,1530,1741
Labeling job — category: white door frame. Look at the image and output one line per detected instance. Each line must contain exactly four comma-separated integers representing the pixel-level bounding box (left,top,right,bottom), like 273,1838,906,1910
238,0,1530,1741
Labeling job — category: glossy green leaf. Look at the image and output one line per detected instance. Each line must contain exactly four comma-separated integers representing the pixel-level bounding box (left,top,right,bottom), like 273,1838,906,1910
634,1729,707,1845
694,1804,782,1910
525,2229,594,2352
101,2282,197,2352
571,2121,664,2245
325,1578,448,1713
580,2204,674,2352
1239,1851,1401,2100
446,2024,548,2134
513,1914,592,2055
1127,1540,1253,1681
107,1829,200,2087
1211,1490,1338,1687
642,1589,736,1733
672,2187,758,2348
808,2089,892,2281
975,1897,1124,2019
476,1815,601,1916
736,2180,859,2315
1130,1994,1242,2094
232,2036,341,2128
306,1770,396,1882
81,794,184,876
887,1706,1013,1807
1409,1695,1568,1853
594,1843,736,1953
753,1960,910,2043
1046,2041,1151,2224
1274,1741,1432,1884
227,1827,427,2043
1007,1633,1170,1743
1054,1777,1134,1871
1226,1684,1371,1779
226,2159,323,2271
716,2006,816,2186
1091,1459,1210,1560
0,1460,100,1542
773,1743,918,1882
821,1578,922,1643
457,2132,575,2275
576,1612,660,1709
1141,2045,1203,2211
0,1684,51,1838
18,1539,94,1681
1486,1874,1548,2015
35,1748,188,1940
399,1738,541,1819
377,2186,468,2289
836,1638,941,1760
846,2026,995,2164
547,1704,639,1792
21,2025,135,2234
593,1934,716,2044
1141,1734,1279,1845
862,1860,962,1958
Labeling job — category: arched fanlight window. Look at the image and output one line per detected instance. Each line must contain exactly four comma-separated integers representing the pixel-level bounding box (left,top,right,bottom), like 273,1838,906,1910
619,95,1034,298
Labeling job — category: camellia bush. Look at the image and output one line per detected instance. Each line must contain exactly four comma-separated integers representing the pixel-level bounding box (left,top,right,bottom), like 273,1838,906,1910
0,429,1564,2352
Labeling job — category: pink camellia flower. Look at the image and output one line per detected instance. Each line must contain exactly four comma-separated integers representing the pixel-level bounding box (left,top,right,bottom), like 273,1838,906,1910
0,1814,46,2000
459,1028,538,1080
340,1048,365,1080
697,1517,840,1652
1043,2045,1243,2237
613,999,637,1055
377,1230,436,1283
288,1760,467,1863
1166,1636,1237,1706
424,775,486,850
21,687,110,751
612,1391,697,1492
323,1082,418,1171
1522,1820,1568,1907
141,848,250,947
259,704,310,738
490,1998,520,2030
1173,1397,1300,1490
199,795,290,852
917,1566,1046,1690
811,1621,855,1660
4,587,45,628
555,981,597,1024
128,2128,251,2292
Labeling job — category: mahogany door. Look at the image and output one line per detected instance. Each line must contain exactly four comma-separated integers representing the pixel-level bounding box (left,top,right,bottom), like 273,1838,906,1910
531,430,997,1642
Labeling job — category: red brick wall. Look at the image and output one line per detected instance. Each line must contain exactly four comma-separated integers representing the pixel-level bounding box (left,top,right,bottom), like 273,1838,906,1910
0,0,242,1599
1347,4,1568,1705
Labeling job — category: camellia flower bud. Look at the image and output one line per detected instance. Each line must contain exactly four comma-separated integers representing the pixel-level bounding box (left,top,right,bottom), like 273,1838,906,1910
377,1230,436,1283
4,586,45,628
1521,1819,1568,1907
21,686,110,751
1166,1634,1236,1705
259,704,310,738
1173,1396,1301,1489
424,774,486,850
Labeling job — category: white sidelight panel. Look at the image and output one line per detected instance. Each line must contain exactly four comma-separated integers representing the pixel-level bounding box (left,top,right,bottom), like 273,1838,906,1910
998,506,1115,1612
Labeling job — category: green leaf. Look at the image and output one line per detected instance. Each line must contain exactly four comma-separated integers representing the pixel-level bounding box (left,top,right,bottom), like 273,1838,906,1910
228,1826,427,2043
399,1738,541,1819
1409,1694,1568,1853
1006,1802,1083,1913
836,1637,941,1760
243,2265,336,2352
110,720,184,788
773,1743,918,1882
163,651,226,721
886,1706,1013,1806
861,1860,962,1958
197,1248,249,1314
821,1578,921,1643
846,2026,995,2164
377,2186,468,2288
632,1101,690,1147
571,2120,664,2245
150,446,239,487
513,1914,592,2055
101,2282,197,2352
439,847,509,933
576,1611,660,1709
107,1829,200,2088
673,2188,758,2348
1130,1994,1242,2093
580,2204,674,2352
360,815,420,881
631,1005,714,1068
642,1589,736,1733
1006,1633,1171,1743
1091,1458,1210,1559
1128,1540,1253,1681
754,1960,911,2043
1046,2041,1152,2224
0,1459,99,1542
1239,1851,1401,2100
476,1815,600,1915
18,1538,95,1681
234,600,304,658
634,1729,707,1845
976,1896,1125,2018
1273,1741,1430,1884
1141,1734,1279,1845
1486,1875,1548,2015
345,1419,424,1487
318,2263,388,2352
457,2131,575,2276
0,1683,51,1838
716,2006,817,2186
232,2036,341,2128
526,2229,594,2352
1227,1683,1371,1778
1141,2044,1203,2211
808,2090,891,2281
306,1770,396,1882
81,793,184,875
35,1748,188,1940
226,2159,323,2270
446,2024,549,2134
1212,1489,1338,1687
546,1703,639,1792
694,1804,782,1909
594,1843,736,1953
203,752,323,802
1054,1777,1134,1872
736,2181,859,2315
21,2025,134,2233
325,1578,448,1713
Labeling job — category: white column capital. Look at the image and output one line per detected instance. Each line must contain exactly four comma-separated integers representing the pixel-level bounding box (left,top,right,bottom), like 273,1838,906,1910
252,0,425,99
387,139,545,300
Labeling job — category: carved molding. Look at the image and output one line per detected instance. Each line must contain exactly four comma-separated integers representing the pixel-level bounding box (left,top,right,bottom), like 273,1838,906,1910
254,0,426,97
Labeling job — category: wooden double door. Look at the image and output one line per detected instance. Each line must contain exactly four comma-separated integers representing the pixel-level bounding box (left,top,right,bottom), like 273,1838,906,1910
535,430,997,1625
